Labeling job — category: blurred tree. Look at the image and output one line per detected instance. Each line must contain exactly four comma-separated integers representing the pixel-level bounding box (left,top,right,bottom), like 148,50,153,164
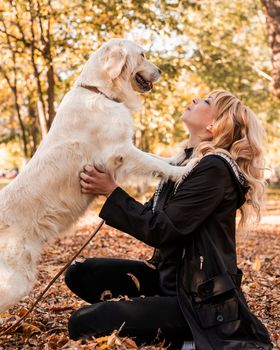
261,0,280,98
133,0,280,159
0,0,279,167
0,0,179,159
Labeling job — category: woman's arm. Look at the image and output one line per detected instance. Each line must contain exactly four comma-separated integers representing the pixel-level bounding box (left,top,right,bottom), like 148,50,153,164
80,156,227,248
99,156,226,247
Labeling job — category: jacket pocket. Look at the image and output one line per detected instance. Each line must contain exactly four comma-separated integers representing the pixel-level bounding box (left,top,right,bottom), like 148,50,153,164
197,296,241,337
191,272,236,303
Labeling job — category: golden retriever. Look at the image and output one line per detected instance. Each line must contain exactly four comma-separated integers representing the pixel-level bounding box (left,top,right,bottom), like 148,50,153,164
0,38,193,312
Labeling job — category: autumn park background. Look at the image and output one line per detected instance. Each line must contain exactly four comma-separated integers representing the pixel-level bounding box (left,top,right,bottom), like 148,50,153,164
0,0,279,349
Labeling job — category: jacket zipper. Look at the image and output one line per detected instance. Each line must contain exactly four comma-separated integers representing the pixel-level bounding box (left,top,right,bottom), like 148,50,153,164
200,255,204,270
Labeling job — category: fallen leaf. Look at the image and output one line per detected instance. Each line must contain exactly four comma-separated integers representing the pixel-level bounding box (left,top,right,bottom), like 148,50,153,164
100,290,113,301
143,261,156,270
127,273,141,291
47,333,69,348
123,337,138,348
48,303,76,311
252,255,262,271
20,322,41,337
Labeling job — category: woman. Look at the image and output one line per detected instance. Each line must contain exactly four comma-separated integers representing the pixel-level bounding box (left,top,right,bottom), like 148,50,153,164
65,90,272,350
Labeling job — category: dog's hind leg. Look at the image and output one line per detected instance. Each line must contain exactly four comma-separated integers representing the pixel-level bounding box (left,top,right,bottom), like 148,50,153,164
0,233,38,312
0,261,34,312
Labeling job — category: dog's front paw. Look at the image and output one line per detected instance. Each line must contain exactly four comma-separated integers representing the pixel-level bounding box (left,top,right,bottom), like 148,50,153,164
170,167,188,183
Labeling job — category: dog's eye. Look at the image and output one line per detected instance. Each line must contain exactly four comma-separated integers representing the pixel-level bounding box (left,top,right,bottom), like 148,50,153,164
141,52,145,58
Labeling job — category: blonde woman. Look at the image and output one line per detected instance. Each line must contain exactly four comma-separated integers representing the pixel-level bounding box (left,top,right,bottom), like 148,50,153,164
65,90,272,350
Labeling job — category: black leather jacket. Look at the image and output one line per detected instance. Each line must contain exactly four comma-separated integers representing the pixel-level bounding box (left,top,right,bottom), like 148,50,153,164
99,153,272,350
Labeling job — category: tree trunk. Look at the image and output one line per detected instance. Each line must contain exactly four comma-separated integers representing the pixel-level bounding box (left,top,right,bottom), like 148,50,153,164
37,100,48,138
0,15,29,160
46,1,55,127
14,94,29,160
28,0,49,134
262,0,280,98
28,100,39,156
47,63,55,128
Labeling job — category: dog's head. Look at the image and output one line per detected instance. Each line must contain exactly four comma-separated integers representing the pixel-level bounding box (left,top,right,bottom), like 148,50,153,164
76,39,161,109
99,38,161,93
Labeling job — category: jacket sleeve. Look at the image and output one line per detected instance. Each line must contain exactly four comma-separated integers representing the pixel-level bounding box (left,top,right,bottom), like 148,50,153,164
99,155,226,248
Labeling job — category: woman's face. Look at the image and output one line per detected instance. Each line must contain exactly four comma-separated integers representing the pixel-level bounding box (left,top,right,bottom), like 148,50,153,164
182,97,214,136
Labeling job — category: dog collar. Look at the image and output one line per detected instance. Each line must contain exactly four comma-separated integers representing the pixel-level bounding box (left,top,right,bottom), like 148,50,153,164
79,84,121,103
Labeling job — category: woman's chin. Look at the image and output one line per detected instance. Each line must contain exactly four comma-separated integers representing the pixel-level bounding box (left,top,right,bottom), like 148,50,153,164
181,115,190,125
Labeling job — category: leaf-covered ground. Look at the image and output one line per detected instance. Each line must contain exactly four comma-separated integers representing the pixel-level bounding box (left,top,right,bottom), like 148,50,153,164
0,189,279,350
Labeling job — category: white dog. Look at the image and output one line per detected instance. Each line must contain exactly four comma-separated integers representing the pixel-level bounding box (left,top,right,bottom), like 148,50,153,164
0,39,194,312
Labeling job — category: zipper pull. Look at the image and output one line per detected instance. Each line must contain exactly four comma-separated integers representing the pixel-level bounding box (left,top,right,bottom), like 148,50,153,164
200,256,204,270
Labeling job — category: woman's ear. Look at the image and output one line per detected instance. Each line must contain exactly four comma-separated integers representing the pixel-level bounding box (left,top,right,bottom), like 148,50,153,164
206,124,213,134
103,45,128,80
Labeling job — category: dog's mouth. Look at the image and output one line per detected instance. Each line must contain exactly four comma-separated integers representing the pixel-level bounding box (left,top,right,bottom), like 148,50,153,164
135,73,153,92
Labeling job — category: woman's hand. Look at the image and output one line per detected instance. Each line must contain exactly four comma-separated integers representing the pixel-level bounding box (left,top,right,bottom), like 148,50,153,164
80,165,118,197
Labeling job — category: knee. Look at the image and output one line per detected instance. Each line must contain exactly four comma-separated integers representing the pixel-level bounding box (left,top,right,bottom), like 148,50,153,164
68,307,85,340
68,302,111,340
64,262,81,292
65,258,108,304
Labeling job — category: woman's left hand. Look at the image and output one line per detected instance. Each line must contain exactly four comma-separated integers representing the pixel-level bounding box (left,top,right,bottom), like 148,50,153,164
80,165,118,197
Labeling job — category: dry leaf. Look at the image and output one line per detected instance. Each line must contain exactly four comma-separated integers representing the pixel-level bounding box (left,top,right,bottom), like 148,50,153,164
252,255,262,271
143,261,156,270
126,273,141,291
47,333,69,348
100,290,113,301
115,337,122,346
20,322,41,337
48,303,76,311
95,335,109,344
108,295,132,302
1,192,279,349
122,337,138,348
107,332,118,347
17,308,30,318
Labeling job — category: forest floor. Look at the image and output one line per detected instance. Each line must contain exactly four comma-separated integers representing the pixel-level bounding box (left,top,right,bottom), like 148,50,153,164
0,187,279,350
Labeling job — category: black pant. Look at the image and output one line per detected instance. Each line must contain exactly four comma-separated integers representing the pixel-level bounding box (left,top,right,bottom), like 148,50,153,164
65,258,192,349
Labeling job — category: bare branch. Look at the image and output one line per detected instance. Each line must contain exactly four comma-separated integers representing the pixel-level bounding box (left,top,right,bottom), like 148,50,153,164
36,0,47,45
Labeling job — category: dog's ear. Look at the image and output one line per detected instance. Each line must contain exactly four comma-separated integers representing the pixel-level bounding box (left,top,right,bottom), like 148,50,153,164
103,45,128,80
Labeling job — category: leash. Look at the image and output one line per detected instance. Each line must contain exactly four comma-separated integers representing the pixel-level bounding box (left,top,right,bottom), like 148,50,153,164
0,219,105,337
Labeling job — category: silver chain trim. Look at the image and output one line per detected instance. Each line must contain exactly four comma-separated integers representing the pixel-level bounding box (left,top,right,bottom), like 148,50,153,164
211,152,247,187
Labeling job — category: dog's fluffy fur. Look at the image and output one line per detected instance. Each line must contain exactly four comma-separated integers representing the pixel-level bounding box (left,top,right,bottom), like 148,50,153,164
0,39,194,312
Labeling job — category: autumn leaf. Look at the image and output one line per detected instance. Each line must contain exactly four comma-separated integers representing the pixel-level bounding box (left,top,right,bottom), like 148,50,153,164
252,255,262,271
126,273,141,291
48,303,77,311
47,333,69,348
100,290,113,301
143,261,156,270
20,322,41,337
0,190,279,349
122,337,138,349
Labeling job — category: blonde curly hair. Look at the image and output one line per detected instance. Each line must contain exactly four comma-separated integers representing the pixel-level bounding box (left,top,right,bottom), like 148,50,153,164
191,90,266,230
